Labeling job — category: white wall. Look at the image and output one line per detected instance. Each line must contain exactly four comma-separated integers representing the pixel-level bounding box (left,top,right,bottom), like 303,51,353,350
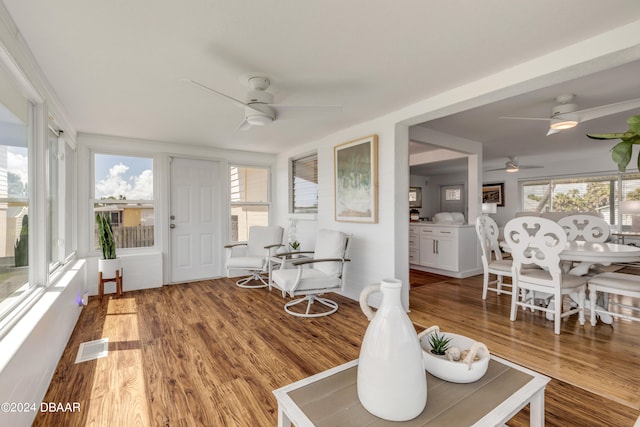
0,260,86,427
275,122,405,307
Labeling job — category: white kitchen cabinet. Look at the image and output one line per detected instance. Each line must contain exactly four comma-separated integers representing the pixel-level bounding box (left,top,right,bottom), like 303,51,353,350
411,223,481,278
409,225,420,265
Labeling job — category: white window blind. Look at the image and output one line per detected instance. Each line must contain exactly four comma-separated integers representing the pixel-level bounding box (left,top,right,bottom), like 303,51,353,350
291,153,318,213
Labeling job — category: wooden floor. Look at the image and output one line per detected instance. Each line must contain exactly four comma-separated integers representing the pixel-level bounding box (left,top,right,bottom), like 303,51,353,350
33,272,640,426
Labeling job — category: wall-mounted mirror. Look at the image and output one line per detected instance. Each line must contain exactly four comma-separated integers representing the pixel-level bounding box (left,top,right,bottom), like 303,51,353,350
409,187,422,208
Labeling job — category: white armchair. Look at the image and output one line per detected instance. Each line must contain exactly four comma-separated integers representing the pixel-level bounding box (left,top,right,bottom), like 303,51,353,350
224,225,284,288
271,229,350,317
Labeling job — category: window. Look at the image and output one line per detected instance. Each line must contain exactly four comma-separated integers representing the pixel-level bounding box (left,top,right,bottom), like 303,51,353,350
0,62,32,318
520,173,640,230
229,165,270,242
290,153,318,213
93,154,155,250
48,128,59,271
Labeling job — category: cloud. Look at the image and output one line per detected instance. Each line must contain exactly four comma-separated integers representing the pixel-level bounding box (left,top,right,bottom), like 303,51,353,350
96,163,153,200
8,150,28,185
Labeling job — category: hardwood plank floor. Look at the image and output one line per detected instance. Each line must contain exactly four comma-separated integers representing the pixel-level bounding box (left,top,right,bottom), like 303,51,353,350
33,273,640,426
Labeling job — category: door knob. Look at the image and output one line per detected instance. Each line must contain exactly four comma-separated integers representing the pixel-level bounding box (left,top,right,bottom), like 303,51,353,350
170,224,176,229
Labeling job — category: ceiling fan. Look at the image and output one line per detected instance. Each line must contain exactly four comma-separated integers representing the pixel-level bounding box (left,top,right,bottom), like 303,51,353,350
184,76,342,130
485,157,543,173
499,94,640,136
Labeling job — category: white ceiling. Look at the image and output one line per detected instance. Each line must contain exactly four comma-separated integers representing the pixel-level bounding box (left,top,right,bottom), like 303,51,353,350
3,1,640,155
413,59,640,175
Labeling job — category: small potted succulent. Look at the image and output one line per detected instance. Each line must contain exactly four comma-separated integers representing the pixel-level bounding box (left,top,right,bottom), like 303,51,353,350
418,325,490,383
427,331,452,356
289,240,301,258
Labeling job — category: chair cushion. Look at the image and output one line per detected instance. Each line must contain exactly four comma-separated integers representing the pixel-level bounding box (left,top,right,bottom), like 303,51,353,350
246,226,284,257
272,268,340,293
519,269,586,288
313,230,347,276
226,256,265,270
488,259,512,272
588,272,640,292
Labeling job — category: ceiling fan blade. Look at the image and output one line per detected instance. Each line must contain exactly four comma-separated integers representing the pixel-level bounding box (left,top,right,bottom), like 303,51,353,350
499,116,552,121
237,118,252,131
270,104,343,120
183,79,248,109
576,98,640,122
518,165,544,169
484,167,509,172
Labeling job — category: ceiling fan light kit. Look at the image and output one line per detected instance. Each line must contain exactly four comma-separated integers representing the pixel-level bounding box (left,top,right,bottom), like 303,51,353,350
500,93,640,136
486,156,543,173
549,116,578,130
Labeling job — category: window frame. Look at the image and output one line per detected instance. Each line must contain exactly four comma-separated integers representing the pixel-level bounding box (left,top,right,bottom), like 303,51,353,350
289,152,318,214
519,171,640,230
229,164,271,243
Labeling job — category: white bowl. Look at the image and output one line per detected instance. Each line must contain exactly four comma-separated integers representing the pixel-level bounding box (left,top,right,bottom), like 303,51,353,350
419,331,489,383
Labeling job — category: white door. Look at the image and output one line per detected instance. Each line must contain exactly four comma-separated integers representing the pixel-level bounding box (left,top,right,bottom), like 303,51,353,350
170,157,222,283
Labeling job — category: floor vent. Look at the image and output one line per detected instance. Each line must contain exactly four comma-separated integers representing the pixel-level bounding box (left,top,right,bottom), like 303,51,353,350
75,338,109,364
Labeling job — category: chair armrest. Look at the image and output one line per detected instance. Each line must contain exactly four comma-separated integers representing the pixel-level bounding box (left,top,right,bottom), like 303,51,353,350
291,257,350,266
264,243,285,250
224,242,247,249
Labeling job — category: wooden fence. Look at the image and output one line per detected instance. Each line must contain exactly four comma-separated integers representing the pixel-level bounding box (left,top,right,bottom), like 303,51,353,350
96,225,154,249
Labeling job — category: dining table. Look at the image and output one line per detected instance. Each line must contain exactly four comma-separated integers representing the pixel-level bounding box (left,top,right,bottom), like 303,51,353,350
500,240,640,324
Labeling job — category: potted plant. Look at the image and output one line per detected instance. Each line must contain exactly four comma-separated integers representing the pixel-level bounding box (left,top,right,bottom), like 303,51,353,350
587,115,640,172
96,213,121,278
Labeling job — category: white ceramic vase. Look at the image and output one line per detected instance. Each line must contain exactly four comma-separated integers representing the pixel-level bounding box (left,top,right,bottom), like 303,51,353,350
357,278,427,421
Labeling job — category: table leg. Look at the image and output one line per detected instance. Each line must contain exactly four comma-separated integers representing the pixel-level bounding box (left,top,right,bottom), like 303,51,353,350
529,388,545,427
277,406,292,427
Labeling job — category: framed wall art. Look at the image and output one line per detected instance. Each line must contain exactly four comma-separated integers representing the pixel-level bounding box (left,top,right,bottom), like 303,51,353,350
482,182,504,207
334,134,378,223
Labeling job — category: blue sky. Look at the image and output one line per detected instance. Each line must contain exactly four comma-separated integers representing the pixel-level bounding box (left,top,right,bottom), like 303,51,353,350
94,154,153,200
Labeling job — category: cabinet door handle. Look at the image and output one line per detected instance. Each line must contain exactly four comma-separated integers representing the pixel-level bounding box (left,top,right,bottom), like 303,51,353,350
436,240,439,254
441,231,451,234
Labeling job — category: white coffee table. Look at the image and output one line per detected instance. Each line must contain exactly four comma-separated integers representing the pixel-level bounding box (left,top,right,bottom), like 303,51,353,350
273,356,550,426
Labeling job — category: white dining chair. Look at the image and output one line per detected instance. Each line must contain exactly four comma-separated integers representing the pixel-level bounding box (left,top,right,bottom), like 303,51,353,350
504,216,586,334
475,215,512,299
558,214,610,242
587,272,640,326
